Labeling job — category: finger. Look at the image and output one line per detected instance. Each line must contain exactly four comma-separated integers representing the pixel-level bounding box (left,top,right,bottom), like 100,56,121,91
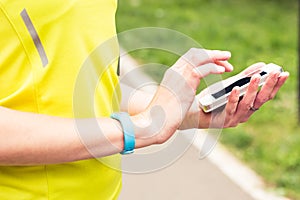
206,50,232,62
194,63,226,78
236,74,260,116
253,71,280,108
240,62,266,76
219,62,265,87
243,74,261,104
215,60,234,72
225,87,240,116
178,48,231,68
269,71,289,99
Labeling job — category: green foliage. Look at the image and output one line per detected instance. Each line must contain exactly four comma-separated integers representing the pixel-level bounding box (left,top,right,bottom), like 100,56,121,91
221,128,254,149
116,0,299,199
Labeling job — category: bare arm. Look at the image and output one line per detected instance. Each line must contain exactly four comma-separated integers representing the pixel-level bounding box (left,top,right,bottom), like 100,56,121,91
120,83,154,115
0,106,123,165
0,105,164,165
0,48,231,165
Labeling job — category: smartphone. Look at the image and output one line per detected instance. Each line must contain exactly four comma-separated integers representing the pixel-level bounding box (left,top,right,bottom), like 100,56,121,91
198,63,284,113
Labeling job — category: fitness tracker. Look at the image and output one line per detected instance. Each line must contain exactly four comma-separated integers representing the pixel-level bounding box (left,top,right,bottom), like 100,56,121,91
110,112,135,154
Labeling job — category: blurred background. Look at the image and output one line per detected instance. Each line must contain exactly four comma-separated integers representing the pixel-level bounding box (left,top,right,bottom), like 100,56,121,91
116,0,299,199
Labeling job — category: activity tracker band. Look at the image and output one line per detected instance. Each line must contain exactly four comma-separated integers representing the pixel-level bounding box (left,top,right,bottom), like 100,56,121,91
110,112,135,155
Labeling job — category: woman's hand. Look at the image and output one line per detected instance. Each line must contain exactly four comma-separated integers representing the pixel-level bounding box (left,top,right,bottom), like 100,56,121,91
181,62,289,129
132,48,233,147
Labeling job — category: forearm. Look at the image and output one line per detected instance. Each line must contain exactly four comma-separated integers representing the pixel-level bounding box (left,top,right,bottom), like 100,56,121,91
120,82,210,130
0,106,124,165
0,83,175,166
120,84,209,130
0,105,160,166
120,83,155,115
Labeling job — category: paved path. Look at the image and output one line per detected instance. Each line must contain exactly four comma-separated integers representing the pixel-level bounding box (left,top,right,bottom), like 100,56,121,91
119,146,254,200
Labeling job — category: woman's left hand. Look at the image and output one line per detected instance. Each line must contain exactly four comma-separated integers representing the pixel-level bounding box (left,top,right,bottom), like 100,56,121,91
180,62,289,129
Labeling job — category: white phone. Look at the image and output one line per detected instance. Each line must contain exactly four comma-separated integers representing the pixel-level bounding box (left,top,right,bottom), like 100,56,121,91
198,63,284,113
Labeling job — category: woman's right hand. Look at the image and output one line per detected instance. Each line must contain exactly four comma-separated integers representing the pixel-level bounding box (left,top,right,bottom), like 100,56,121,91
132,48,234,148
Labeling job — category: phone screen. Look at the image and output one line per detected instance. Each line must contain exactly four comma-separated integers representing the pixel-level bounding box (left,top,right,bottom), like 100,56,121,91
211,71,267,99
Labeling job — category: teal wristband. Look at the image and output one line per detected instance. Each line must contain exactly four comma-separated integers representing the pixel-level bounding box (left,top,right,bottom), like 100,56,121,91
110,112,135,155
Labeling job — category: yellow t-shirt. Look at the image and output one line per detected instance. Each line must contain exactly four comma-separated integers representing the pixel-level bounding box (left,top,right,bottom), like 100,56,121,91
0,0,121,199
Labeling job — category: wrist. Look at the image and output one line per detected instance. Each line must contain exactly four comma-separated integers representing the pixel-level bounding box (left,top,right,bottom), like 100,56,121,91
179,98,211,130
110,112,136,154
131,111,158,148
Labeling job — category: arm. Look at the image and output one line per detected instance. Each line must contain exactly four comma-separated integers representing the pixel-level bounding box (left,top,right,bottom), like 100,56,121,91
120,83,154,115
0,48,232,165
121,62,289,130
0,106,124,165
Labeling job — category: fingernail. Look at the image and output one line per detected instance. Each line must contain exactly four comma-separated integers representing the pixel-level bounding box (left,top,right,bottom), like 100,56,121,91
252,74,261,83
224,51,231,57
233,86,240,95
271,71,280,77
228,63,234,71
217,66,225,73
280,71,289,78
284,71,290,77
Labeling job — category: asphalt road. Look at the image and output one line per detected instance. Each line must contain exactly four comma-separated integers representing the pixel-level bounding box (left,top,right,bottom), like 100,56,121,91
119,146,254,200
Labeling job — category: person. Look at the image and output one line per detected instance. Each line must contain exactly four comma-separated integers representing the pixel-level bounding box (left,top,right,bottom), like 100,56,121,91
0,0,289,199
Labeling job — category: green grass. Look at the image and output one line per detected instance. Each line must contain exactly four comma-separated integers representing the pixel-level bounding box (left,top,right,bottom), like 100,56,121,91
116,0,299,199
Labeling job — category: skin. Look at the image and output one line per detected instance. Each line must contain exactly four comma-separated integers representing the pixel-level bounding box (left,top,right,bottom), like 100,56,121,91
195,62,289,128
0,49,289,165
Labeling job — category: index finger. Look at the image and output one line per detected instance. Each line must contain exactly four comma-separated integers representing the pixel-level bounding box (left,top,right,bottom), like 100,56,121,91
176,48,233,71
206,50,232,62
240,62,266,76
